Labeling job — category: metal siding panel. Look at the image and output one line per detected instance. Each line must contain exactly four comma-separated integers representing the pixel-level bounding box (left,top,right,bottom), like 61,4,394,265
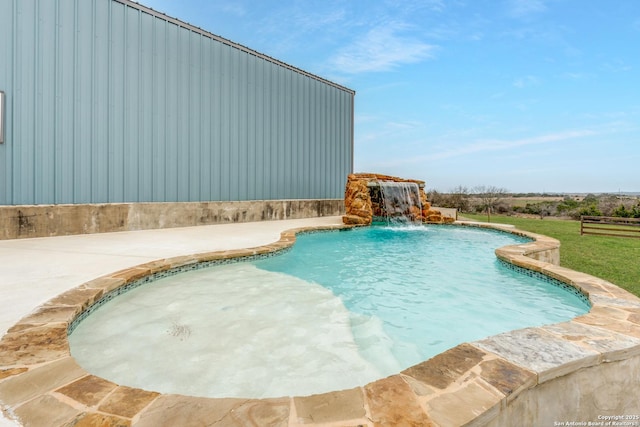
291,73,301,198
109,1,125,202
237,50,249,200
241,51,251,200
268,63,278,199
298,74,308,199
302,76,311,198
331,89,339,197
151,17,166,201
228,48,240,200
13,0,37,204
138,11,154,201
246,55,257,200
254,58,265,199
339,89,348,196
305,77,314,198
176,28,190,202
92,0,110,202
276,66,285,199
164,22,179,202
319,81,327,198
34,1,57,204
219,45,230,200
210,41,222,201
189,33,202,201
0,0,13,203
74,0,94,203
279,67,287,199
2,0,354,205
199,35,212,200
292,72,299,197
338,91,347,196
310,80,319,198
327,88,335,197
55,0,76,203
124,6,140,202
283,69,292,198
320,82,328,198
261,60,269,200
296,75,304,198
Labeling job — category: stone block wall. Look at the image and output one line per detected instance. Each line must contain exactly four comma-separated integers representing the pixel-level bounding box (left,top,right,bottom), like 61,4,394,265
0,199,344,240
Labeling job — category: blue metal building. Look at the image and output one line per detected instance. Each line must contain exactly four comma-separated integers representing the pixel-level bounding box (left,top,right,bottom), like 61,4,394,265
0,0,354,206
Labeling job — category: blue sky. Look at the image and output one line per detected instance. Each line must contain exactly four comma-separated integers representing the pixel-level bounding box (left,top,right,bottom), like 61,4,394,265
142,0,639,193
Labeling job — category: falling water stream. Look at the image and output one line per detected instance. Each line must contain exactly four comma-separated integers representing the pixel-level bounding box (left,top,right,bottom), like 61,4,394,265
376,181,422,223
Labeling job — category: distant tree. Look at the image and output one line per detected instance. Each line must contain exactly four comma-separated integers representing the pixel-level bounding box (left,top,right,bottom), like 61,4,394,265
599,195,620,216
612,205,631,218
538,202,555,219
427,189,444,206
579,204,602,217
473,185,509,222
557,197,579,213
448,185,471,212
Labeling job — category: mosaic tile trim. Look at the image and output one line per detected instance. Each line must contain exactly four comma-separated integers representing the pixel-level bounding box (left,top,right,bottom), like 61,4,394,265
67,246,292,334
435,222,534,243
498,258,591,307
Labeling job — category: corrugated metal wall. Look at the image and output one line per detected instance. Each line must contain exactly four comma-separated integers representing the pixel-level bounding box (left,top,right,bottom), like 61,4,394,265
0,0,354,205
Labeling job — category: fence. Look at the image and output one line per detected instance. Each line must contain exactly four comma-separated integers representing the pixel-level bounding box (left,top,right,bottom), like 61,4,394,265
580,216,640,238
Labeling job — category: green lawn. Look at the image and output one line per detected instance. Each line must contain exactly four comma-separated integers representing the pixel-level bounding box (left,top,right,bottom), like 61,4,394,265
462,214,640,296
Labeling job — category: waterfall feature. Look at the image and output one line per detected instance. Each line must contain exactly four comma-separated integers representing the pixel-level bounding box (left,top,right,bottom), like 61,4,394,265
373,181,423,224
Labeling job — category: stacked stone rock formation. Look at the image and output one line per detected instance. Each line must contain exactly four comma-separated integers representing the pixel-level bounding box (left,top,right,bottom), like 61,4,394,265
342,173,453,225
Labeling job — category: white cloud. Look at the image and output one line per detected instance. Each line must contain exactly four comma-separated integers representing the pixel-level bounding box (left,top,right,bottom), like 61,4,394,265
220,4,247,17
440,129,596,158
330,23,437,74
366,129,597,168
507,0,547,18
384,0,446,14
561,72,593,80
513,75,541,88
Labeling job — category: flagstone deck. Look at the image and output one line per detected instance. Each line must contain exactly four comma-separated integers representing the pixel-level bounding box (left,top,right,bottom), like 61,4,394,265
2,218,640,426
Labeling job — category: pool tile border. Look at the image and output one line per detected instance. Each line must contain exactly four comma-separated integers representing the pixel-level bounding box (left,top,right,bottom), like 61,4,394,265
2,222,640,426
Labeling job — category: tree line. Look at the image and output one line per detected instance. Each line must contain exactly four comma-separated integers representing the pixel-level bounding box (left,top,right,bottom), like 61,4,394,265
428,186,640,220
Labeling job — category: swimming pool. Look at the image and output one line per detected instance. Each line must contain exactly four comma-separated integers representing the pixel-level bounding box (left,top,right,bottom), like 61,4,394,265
68,225,590,399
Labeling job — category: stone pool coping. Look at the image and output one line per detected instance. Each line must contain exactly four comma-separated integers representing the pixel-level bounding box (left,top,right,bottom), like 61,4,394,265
1,222,640,426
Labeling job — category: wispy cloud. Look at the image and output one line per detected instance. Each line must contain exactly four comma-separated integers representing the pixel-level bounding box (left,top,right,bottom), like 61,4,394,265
603,60,632,73
436,129,596,159
561,72,593,80
220,3,246,17
507,0,547,18
287,7,347,32
368,129,597,168
330,22,437,74
513,75,541,88
383,0,446,14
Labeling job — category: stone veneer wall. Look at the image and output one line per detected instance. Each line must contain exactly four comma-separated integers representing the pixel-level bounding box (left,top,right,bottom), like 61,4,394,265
0,200,344,240
342,173,454,225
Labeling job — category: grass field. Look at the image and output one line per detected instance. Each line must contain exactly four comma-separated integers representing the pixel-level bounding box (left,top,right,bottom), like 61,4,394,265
462,213,640,296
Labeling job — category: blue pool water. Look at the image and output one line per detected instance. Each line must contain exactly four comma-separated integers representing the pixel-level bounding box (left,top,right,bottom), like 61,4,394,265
69,224,590,398
254,225,590,367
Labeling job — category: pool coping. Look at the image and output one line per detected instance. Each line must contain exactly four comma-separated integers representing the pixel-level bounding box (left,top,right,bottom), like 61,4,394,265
1,222,640,426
